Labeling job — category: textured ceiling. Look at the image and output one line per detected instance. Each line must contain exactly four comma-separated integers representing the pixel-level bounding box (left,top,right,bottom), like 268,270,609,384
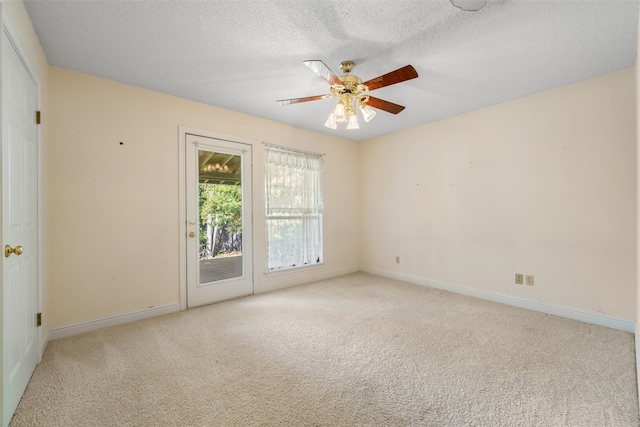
24,0,640,142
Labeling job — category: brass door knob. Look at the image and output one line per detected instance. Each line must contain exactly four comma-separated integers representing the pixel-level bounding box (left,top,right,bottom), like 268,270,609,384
188,232,196,238
5,245,23,258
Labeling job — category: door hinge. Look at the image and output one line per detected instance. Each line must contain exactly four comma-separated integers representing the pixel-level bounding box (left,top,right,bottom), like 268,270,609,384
36,312,42,327
36,111,41,125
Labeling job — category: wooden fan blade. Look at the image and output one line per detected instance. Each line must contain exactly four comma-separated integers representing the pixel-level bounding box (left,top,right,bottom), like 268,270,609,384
277,95,332,106
366,96,406,114
303,60,343,86
363,65,418,92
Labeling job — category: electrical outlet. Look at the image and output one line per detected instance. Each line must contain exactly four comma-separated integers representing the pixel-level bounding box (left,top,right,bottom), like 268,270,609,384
525,275,534,286
515,274,524,285
395,256,400,264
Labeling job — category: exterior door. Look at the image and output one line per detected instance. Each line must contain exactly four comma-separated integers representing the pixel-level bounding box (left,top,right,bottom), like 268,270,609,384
185,134,253,308
2,29,39,426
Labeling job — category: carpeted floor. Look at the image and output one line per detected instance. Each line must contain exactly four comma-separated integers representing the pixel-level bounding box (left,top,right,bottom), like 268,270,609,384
10,273,639,426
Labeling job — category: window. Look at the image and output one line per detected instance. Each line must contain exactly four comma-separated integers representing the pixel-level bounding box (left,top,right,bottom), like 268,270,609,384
265,144,323,271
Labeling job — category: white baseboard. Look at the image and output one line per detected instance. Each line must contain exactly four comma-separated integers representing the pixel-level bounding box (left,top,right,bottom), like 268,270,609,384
361,266,635,333
49,302,181,340
255,265,360,294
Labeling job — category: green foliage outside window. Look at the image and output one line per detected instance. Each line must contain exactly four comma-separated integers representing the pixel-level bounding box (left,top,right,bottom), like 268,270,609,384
199,183,242,256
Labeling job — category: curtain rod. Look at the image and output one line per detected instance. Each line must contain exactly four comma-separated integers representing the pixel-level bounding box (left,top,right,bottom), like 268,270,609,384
262,142,325,156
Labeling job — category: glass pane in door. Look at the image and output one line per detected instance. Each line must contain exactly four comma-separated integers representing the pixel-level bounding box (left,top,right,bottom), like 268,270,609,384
198,150,243,284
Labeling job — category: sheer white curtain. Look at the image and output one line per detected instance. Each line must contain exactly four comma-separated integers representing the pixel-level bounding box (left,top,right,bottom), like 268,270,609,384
265,144,323,271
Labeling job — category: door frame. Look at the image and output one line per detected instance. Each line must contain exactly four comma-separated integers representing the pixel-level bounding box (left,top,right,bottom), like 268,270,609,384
178,127,257,311
1,6,43,425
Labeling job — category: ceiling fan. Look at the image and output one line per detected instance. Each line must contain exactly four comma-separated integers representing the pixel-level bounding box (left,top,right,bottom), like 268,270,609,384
277,60,418,130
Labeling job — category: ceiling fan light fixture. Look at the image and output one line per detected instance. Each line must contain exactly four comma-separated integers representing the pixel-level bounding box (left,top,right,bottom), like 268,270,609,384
333,102,346,123
278,60,418,131
359,102,377,122
324,112,337,129
346,112,359,130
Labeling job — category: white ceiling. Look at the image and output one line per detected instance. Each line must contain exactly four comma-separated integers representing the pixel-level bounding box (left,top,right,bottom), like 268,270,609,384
24,0,640,142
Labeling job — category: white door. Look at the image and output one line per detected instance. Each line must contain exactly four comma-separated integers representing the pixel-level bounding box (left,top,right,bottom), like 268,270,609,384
2,30,39,426
186,134,253,308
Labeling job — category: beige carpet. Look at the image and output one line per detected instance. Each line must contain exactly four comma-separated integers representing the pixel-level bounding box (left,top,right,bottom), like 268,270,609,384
10,273,639,426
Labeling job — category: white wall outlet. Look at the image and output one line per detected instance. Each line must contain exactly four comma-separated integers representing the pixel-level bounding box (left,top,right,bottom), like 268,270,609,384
525,275,534,286
515,274,524,285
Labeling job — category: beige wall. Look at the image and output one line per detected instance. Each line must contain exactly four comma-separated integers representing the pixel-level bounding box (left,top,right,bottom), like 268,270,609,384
47,66,359,327
360,68,637,321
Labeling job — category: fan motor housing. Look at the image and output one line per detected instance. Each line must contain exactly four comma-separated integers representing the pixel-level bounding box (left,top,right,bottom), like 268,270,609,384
333,75,366,97
339,74,362,85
